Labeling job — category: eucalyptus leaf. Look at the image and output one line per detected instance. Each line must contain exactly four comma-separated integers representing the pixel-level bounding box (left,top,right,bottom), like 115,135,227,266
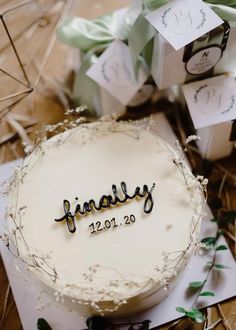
176,306,186,313
186,308,205,323
189,281,204,289
216,245,228,251
37,318,52,330
214,264,230,269
200,291,215,296
201,237,216,247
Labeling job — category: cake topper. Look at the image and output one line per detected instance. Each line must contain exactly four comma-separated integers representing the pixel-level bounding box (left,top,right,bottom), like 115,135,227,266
55,181,156,233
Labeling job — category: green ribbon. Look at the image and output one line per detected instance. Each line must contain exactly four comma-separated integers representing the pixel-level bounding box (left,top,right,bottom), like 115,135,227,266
72,54,98,113
57,8,135,112
57,9,132,53
128,11,156,75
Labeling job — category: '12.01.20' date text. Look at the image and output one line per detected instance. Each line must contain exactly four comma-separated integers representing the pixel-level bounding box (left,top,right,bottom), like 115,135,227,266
88,215,136,235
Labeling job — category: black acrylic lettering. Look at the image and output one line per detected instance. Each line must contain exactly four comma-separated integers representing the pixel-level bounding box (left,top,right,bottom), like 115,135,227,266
55,182,156,233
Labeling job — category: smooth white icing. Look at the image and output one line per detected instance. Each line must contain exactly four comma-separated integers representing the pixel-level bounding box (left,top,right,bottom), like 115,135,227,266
6,121,204,316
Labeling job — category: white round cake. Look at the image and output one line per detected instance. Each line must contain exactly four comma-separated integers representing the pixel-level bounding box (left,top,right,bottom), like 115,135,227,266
5,120,204,317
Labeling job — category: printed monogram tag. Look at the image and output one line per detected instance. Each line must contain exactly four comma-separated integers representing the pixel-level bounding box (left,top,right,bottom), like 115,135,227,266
86,40,148,105
145,0,223,50
182,75,236,129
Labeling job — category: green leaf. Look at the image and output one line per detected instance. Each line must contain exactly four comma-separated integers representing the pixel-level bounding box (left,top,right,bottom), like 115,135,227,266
86,316,109,330
213,264,229,269
186,308,205,323
189,281,204,289
216,245,228,251
37,318,52,330
176,307,186,314
201,237,216,247
200,291,215,297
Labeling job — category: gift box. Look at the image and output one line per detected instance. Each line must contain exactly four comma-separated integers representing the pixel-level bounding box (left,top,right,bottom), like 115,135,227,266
57,5,152,117
196,121,234,161
182,74,236,161
151,22,236,90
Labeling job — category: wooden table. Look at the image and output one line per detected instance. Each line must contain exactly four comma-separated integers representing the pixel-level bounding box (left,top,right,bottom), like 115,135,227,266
0,1,235,329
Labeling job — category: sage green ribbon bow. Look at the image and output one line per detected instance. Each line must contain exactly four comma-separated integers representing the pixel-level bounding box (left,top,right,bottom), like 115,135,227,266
57,8,134,111
57,10,131,53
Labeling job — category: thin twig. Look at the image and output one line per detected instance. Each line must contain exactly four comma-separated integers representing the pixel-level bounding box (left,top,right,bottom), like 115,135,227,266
0,144,7,163
204,318,222,330
222,229,236,243
0,283,10,323
205,307,212,329
224,189,231,210
216,163,236,184
218,174,227,198
217,304,232,330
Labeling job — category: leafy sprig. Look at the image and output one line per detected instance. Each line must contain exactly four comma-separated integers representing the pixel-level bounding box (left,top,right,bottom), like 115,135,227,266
175,307,205,323
176,228,228,323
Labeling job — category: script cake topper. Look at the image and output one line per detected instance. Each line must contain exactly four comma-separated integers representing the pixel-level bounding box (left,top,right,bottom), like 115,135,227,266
55,181,156,233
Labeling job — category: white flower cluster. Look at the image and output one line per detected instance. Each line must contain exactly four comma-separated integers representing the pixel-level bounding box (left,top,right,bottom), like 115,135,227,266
196,175,208,186
22,141,33,154
65,106,87,115
185,135,201,144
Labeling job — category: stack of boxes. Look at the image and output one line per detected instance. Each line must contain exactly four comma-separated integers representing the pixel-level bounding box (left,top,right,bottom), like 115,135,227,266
58,0,236,160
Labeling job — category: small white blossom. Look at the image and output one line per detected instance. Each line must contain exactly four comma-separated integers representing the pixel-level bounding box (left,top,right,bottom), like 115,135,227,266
185,135,201,144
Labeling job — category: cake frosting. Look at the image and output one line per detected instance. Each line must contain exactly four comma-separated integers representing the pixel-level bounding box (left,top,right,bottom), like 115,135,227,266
4,120,205,317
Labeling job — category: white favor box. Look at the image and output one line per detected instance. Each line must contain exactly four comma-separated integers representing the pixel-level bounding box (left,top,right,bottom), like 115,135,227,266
97,84,154,116
96,87,126,117
72,51,126,117
151,23,236,90
197,121,234,161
